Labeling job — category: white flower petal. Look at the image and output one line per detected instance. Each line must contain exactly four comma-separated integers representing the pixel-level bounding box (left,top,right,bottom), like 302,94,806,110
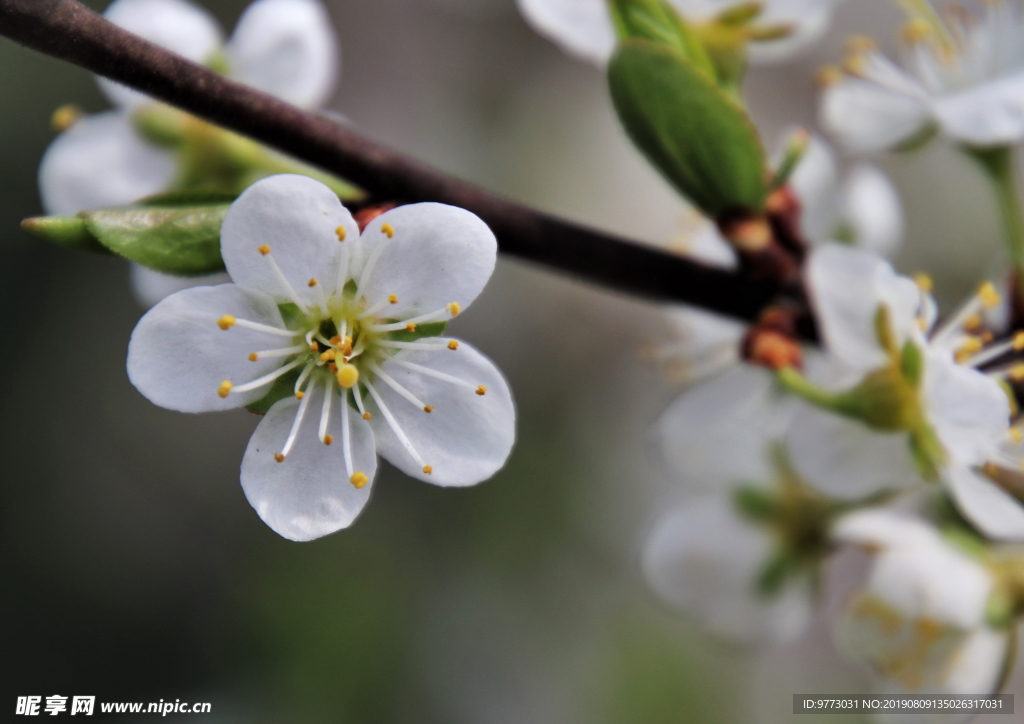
787,404,921,498
368,340,515,487
643,498,813,645
740,0,841,66
786,131,839,244
837,164,904,257
832,508,938,550
925,352,1010,468
220,175,359,305
868,542,991,629
653,365,790,492
821,79,932,155
515,0,615,66
807,244,921,372
946,465,1024,542
38,112,176,215
358,203,497,318
934,72,1024,146
940,627,1011,696
227,0,339,109
240,384,375,541
129,264,232,309
127,283,288,413
99,0,223,109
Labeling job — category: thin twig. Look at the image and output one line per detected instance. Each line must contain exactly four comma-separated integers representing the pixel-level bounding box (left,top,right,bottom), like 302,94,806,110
0,0,793,323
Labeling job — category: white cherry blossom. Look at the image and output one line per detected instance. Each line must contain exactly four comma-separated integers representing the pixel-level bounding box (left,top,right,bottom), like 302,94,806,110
783,244,1011,500
517,0,845,67
127,175,516,541
821,0,1024,152
833,509,1011,703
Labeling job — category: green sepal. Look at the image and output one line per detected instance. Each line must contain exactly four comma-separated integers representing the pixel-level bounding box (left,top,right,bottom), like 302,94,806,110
608,39,768,218
20,215,111,255
755,551,791,597
733,485,778,523
386,320,448,343
245,367,301,415
608,0,716,80
82,202,230,275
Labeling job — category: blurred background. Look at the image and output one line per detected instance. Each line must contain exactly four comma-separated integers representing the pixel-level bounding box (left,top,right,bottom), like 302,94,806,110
0,1,1020,721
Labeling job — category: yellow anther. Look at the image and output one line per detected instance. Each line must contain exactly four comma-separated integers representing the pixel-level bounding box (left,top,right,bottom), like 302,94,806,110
1014,332,1024,351
1010,428,1023,444
381,223,395,238
955,337,983,363
422,465,433,475
816,65,843,87
843,54,868,77
448,340,459,351
320,349,337,362
984,461,999,477
248,353,258,362
902,18,932,44
447,302,461,317
310,342,320,352
217,314,236,330
845,35,876,54
217,380,233,398
329,335,342,346
258,245,270,255
323,434,334,445
274,453,285,463
335,225,347,242
389,294,398,304
350,471,368,488
336,363,359,388
983,331,994,344
363,412,372,421
914,273,934,293
295,391,305,400
343,337,353,356
308,278,318,287
475,385,487,396
979,282,1001,309
406,323,417,333
424,405,434,413
963,314,982,332
328,362,338,373
51,104,82,132
1011,363,1024,381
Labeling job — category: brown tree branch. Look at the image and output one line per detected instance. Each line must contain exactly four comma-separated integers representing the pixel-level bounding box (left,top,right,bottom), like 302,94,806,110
0,0,796,323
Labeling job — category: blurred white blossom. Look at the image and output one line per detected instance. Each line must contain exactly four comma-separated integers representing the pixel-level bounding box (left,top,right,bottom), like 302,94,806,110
821,0,1024,152
833,509,1011,708
127,175,515,540
38,0,340,305
783,244,1011,501
517,0,845,67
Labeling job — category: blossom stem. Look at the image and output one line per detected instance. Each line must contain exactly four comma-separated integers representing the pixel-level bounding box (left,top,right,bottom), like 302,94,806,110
775,366,842,410
967,145,1024,280
0,0,797,329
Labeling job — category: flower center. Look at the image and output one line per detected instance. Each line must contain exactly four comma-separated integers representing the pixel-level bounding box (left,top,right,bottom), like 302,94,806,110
211,225,488,487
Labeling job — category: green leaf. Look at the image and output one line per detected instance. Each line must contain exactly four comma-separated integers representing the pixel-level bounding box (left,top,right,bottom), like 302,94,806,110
20,215,111,254
82,203,229,275
608,39,767,218
246,367,301,415
136,189,238,206
608,0,716,80
386,321,447,343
